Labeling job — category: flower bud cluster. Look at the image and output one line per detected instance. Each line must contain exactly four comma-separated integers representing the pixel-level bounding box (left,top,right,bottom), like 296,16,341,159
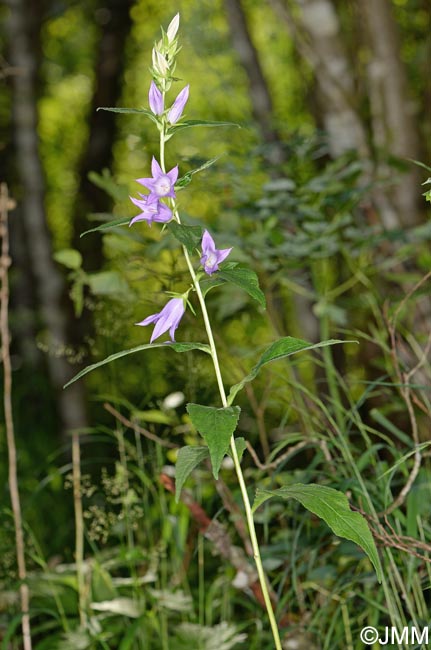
151,13,180,92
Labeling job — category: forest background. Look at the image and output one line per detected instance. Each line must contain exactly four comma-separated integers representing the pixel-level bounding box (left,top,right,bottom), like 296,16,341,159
1,0,431,648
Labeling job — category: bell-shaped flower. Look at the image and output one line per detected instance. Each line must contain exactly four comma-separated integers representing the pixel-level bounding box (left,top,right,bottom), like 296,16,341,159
136,297,185,343
137,157,178,199
168,85,189,124
129,193,172,226
149,81,164,115
200,229,232,275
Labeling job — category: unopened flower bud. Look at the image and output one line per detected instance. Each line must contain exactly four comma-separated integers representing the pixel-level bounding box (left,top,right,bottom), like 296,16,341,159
149,81,164,115
168,85,189,124
152,48,169,76
166,13,180,43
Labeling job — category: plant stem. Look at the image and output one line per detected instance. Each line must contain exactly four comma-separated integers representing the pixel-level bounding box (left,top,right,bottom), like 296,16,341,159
72,432,86,627
189,263,282,650
0,183,32,650
157,121,282,649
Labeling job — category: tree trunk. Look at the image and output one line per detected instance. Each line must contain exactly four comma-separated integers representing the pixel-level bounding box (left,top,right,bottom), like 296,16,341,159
6,0,87,436
72,0,135,269
224,0,285,164
361,0,421,226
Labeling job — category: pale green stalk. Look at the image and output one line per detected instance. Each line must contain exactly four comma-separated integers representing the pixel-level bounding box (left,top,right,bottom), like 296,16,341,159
157,105,282,650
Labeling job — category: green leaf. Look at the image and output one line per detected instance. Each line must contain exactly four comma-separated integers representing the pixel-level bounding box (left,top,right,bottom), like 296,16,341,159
253,484,382,582
218,266,266,309
86,271,129,296
54,248,82,270
97,106,158,124
90,597,143,617
176,156,220,188
63,342,211,389
168,222,203,254
186,404,241,479
228,337,355,405
200,275,226,297
167,119,241,136
80,216,130,238
175,446,210,502
227,437,247,463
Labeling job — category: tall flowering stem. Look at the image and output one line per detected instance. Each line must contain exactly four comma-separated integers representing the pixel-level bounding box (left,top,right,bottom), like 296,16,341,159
156,89,283,650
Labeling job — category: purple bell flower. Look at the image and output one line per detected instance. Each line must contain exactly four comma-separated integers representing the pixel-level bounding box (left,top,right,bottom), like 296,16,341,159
129,193,172,226
200,230,232,275
137,157,178,199
136,297,185,343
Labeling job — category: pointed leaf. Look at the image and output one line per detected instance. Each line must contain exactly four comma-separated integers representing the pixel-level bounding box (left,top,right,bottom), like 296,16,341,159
64,342,211,388
218,266,266,309
168,222,203,254
186,404,241,479
175,446,210,502
80,216,130,238
97,106,158,124
167,119,241,135
228,337,356,404
253,484,382,582
176,156,220,188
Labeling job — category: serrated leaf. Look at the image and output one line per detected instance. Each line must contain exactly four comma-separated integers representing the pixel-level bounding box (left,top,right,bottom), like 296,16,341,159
168,221,203,254
186,404,241,479
80,216,130,238
218,266,266,309
54,249,82,270
167,119,241,135
228,337,355,404
64,342,211,388
97,106,158,124
175,447,209,502
253,484,382,582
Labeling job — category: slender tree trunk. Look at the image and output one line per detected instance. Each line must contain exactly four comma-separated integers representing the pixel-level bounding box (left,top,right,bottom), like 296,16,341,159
224,0,285,164
361,0,421,226
72,0,135,269
6,0,87,436
276,0,370,158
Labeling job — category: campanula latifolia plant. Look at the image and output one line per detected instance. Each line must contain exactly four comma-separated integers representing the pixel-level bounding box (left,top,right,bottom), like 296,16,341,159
67,14,383,648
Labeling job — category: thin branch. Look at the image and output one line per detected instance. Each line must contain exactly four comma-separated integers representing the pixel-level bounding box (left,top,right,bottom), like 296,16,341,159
103,402,177,449
0,183,32,650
